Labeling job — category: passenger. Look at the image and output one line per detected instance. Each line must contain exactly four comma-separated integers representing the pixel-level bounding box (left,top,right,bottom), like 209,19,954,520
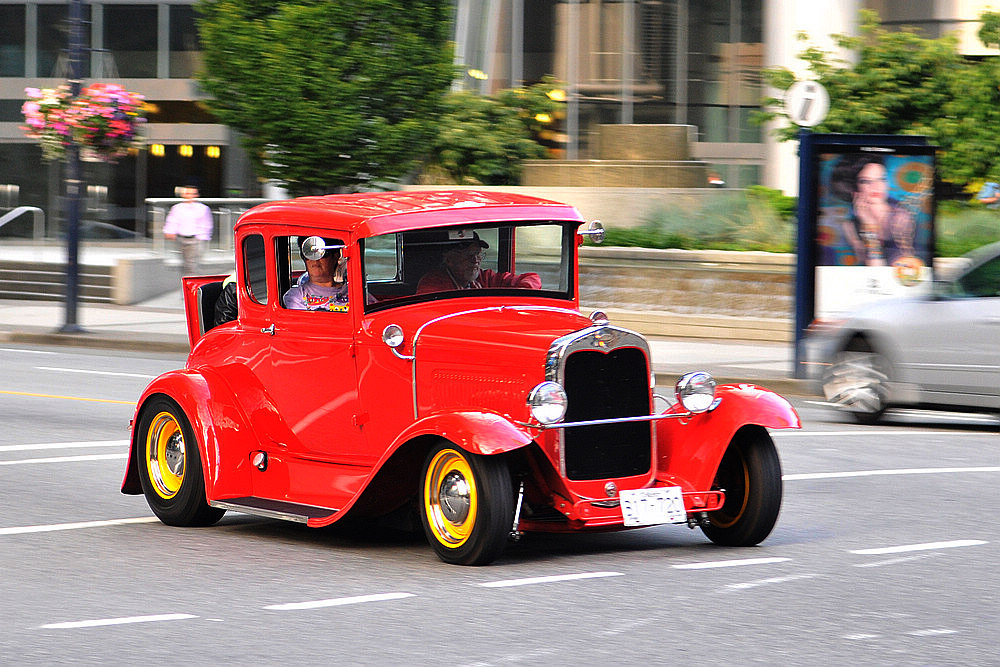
212,272,238,326
283,237,351,311
416,233,541,293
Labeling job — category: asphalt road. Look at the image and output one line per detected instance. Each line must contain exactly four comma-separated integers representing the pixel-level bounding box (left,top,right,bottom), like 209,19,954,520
1,343,998,666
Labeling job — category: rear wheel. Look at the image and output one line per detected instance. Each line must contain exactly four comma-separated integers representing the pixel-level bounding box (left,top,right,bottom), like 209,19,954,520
420,443,514,566
822,340,890,425
701,428,782,547
136,396,225,527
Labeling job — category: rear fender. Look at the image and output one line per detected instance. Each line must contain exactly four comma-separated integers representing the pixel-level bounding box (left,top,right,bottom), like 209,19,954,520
122,369,259,499
389,411,535,456
656,384,799,490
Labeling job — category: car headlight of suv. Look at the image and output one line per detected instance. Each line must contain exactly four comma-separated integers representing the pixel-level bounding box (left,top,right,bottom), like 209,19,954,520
527,381,568,424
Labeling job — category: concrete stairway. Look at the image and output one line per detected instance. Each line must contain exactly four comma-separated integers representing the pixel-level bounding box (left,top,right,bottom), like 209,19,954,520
0,259,113,303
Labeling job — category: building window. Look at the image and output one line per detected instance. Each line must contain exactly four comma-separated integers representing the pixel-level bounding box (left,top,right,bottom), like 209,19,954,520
38,3,91,78
169,6,201,78
105,5,157,78
0,4,26,76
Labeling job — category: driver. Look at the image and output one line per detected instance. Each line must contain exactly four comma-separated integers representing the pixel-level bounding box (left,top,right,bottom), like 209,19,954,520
416,233,541,293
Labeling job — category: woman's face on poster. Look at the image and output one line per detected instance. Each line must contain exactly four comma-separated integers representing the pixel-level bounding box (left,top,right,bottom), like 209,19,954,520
856,162,888,203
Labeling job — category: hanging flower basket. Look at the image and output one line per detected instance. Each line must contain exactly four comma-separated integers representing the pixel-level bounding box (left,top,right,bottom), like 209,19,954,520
21,83,146,163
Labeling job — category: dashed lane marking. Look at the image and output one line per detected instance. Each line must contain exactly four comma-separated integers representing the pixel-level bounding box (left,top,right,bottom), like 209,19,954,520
673,557,790,570
479,571,624,588
0,517,158,536
785,466,1000,481
0,453,127,466
264,592,415,610
0,440,126,452
34,366,156,379
851,540,987,555
41,613,197,629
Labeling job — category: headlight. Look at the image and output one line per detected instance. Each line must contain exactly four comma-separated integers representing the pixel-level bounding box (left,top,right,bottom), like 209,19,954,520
675,371,717,413
527,381,568,424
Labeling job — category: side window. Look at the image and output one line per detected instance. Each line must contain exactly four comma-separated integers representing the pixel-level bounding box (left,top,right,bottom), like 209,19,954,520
956,256,1000,298
242,234,268,304
282,235,350,312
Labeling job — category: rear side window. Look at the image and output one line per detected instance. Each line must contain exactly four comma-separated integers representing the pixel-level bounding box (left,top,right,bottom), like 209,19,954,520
242,234,268,304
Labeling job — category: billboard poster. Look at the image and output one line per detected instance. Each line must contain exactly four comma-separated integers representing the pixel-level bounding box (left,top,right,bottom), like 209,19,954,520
812,144,936,321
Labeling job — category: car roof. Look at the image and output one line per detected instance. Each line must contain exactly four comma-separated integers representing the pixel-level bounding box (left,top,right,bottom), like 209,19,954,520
235,190,584,238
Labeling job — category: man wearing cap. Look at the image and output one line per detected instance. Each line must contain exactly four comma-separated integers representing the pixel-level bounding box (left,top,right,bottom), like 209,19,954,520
283,237,351,311
417,233,541,294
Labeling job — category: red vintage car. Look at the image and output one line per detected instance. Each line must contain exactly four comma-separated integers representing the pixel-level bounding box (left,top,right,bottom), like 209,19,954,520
122,190,800,565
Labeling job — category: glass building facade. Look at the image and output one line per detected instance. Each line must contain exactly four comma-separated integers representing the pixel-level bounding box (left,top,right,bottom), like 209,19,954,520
0,0,251,239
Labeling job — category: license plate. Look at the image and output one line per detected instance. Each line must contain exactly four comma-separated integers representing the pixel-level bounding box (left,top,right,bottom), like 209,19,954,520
620,487,687,527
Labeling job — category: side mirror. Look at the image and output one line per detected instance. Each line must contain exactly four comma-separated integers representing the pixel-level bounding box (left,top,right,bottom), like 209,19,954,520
578,220,605,245
300,235,345,261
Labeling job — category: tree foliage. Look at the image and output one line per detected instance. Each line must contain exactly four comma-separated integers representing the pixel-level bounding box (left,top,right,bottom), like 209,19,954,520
418,78,562,185
195,0,454,194
759,9,1000,186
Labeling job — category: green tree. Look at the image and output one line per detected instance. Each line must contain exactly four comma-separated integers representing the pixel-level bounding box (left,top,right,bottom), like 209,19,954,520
932,11,1000,184
419,78,562,185
196,0,454,194
759,10,979,184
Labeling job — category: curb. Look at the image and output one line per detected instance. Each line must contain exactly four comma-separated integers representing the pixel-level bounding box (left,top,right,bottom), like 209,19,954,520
0,331,190,354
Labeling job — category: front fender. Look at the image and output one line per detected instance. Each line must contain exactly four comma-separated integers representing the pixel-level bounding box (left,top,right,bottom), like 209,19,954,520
389,410,535,456
655,383,800,491
121,369,258,500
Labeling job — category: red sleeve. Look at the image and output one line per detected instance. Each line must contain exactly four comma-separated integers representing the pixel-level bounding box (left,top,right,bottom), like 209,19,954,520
480,269,542,289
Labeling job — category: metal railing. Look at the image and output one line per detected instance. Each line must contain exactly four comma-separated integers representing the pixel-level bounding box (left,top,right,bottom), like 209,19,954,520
0,206,45,239
146,198,273,252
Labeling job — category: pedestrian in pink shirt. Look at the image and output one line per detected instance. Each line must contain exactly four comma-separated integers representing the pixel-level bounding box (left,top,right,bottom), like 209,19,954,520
163,183,213,276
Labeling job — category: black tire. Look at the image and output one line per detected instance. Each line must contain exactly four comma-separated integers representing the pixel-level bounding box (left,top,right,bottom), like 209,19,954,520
822,340,890,425
136,396,225,527
419,442,514,566
701,428,782,547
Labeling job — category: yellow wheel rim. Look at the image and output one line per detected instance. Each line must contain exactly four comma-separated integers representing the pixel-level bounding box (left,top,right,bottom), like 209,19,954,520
145,411,186,500
424,449,478,548
712,449,750,529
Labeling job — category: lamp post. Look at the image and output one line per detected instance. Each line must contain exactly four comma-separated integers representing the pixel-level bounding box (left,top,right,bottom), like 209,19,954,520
60,0,85,333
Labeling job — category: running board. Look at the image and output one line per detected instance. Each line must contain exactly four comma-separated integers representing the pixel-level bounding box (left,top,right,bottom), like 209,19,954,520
210,497,339,524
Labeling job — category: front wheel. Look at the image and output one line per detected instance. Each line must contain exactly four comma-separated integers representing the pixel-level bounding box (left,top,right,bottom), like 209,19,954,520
822,344,890,425
136,396,225,527
420,443,514,566
701,428,782,547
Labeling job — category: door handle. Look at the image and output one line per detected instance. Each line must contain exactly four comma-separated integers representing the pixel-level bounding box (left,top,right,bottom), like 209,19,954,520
261,324,275,335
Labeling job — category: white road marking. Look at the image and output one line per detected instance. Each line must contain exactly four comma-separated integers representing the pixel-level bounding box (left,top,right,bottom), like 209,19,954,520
264,592,415,611
0,348,56,354
0,517,158,536
0,440,127,452
479,571,624,588
34,366,155,379
843,633,881,640
908,628,958,637
773,429,989,437
852,553,936,568
785,466,1000,481
0,453,127,466
673,557,790,570
725,573,819,590
851,539,987,555
41,613,197,629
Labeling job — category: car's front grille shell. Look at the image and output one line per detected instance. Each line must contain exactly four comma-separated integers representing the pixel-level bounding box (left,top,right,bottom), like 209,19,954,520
546,326,652,481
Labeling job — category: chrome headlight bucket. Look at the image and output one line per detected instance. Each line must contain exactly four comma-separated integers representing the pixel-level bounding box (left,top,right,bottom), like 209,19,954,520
675,371,718,413
527,381,568,424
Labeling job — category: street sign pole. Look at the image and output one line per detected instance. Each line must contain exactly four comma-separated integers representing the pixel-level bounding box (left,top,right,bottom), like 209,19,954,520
60,0,85,333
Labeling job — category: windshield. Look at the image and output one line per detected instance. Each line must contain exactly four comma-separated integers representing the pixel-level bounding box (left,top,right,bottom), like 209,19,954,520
362,221,575,310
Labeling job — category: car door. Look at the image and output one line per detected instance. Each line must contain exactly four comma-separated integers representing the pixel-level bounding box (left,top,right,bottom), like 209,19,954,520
895,255,1000,406
248,234,370,510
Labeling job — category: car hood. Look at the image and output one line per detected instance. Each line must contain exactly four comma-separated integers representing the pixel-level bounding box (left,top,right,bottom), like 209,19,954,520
402,305,596,417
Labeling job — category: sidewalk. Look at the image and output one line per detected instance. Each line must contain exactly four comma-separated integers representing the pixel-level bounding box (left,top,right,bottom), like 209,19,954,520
0,292,814,396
